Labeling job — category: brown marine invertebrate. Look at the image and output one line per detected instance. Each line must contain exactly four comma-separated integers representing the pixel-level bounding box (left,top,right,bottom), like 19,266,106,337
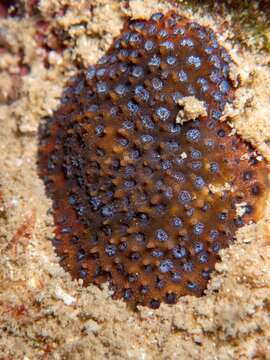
38,11,269,309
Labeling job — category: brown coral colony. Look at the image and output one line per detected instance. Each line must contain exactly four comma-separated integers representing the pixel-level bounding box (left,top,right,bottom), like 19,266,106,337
38,11,269,309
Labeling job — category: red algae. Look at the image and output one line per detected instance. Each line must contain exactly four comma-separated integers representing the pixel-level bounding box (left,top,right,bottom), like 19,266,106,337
38,11,269,309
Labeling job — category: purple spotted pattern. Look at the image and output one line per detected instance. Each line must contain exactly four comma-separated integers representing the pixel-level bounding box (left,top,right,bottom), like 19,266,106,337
38,11,268,309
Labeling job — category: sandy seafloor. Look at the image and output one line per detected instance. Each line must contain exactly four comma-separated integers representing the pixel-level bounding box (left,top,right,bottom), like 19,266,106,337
0,0,270,359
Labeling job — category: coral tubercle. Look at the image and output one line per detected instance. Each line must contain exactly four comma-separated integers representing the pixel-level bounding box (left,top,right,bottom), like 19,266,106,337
38,11,269,309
